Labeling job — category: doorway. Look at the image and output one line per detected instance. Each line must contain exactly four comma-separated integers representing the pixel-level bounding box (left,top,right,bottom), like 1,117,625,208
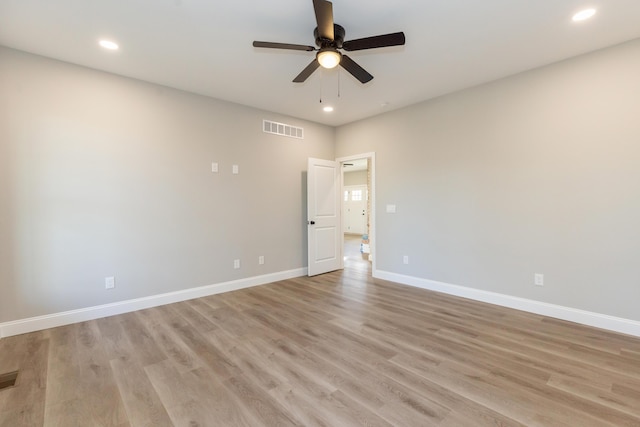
338,153,375,272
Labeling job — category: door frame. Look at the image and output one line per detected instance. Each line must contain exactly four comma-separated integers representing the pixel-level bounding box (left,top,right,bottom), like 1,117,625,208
336,152,376,271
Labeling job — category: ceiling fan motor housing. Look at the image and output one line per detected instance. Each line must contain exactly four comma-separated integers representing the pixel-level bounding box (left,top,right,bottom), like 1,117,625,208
314,24,345,48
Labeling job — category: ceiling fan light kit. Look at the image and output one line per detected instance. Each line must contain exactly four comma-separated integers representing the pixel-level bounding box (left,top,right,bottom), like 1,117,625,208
317,49,341,69
252,0,405,84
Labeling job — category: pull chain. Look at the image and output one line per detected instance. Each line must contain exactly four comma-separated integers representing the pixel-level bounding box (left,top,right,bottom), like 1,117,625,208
319,69,323,104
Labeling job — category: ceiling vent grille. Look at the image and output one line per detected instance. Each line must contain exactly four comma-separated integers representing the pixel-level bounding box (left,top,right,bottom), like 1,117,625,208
263,120,304,139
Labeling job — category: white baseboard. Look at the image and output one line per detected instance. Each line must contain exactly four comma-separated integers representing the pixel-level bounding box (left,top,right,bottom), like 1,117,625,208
6,268,638,339
0,268,307,338
374,270,640,338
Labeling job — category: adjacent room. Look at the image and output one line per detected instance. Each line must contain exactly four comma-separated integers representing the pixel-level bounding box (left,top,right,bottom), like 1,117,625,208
1,1,640,425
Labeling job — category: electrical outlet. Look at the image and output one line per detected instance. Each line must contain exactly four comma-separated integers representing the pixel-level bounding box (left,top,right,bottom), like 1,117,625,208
234,259,240,269
403,255,409,265
232,164,239,174
534,273,544,286
258,255,264,265
105,276,115,290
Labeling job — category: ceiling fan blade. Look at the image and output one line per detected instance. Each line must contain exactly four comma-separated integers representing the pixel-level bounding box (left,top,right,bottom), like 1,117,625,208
293,59,321,83
342,32,406,51
340,55,373,84
313,0,334,40
253,41,316,51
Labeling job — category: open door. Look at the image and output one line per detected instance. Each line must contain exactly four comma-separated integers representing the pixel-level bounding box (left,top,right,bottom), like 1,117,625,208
307,158,342,276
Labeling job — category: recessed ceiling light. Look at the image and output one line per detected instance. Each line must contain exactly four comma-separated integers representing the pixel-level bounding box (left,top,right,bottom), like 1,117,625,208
323,106,334,113
99,40,119,50
572,8,596,22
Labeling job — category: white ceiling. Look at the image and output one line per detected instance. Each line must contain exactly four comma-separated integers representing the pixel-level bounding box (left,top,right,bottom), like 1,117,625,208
1,1,640,127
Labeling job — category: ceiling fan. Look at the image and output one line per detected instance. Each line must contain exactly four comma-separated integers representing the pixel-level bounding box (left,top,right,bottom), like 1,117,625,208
252,0,405,84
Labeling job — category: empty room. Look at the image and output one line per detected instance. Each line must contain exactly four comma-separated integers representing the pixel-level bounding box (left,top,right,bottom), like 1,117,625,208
1,1,640,426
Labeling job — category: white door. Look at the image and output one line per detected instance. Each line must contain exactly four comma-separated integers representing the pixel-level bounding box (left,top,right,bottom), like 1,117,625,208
343,185,367,235
307,158,342,276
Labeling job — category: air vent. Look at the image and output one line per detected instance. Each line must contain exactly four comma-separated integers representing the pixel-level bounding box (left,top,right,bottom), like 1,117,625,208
263,120,304,139
0,371,18,391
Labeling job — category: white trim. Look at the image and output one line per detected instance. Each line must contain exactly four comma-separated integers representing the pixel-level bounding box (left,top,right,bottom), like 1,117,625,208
0,268,307,338
374,270,640,338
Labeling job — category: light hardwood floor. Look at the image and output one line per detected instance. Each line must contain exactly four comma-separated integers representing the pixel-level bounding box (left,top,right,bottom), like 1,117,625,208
1,244,640,426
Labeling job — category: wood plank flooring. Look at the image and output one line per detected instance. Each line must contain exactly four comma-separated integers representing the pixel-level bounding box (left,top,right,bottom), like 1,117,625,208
2,253,640,425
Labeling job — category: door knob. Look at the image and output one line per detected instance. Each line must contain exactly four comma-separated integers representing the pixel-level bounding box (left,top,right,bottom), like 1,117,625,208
308,221,315,225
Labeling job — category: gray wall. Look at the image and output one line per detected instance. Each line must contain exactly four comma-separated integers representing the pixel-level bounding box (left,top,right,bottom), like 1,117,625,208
336,39,640,321
344,170,367,186
0,47,334,322
3,38,640,326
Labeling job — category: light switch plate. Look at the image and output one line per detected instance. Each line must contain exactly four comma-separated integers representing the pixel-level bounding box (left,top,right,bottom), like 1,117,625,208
386,204,396,213
211,162,218,173
232,165,239,174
